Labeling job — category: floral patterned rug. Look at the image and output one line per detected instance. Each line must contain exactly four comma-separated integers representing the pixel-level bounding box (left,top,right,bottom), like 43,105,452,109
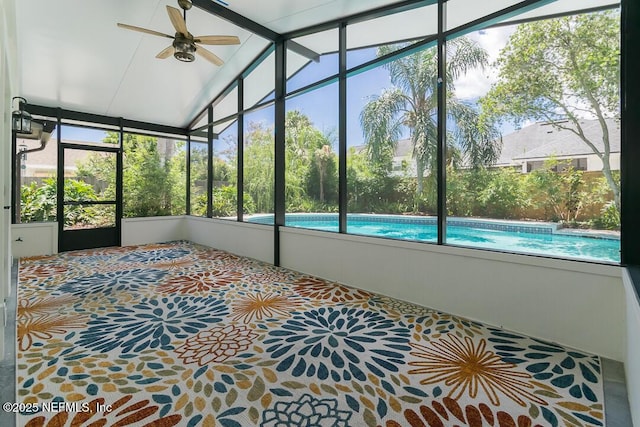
17,241,605,426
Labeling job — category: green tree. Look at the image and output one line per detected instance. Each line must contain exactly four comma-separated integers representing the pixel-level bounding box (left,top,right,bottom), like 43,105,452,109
20,178,57,222
476,168,529,219
77,133,187,217
309,145,337,204
244,122,275,213
20,177,101,226
527,158,587,222
481,10,620,209
360,39,501,197
346,148,412,214
285,111,337,211
189,142,208,216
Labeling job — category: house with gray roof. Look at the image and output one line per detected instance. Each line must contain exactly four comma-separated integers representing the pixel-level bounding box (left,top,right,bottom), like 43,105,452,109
494,118,620,173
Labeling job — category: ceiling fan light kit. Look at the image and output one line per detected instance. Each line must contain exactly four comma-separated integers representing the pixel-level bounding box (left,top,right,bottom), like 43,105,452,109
173,35,196,62
117,0,239,66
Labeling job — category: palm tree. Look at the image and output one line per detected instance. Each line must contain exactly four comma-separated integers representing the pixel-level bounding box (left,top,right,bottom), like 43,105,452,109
360,39,501,196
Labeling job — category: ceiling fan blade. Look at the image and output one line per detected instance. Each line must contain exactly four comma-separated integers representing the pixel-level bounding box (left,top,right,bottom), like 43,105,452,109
166,5,188,35
196,45,223,66
117,23,174,39
156,45,175,59
194,35,240,45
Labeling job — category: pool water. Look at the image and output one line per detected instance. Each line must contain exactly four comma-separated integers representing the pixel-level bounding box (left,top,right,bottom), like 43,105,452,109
249,214,620,263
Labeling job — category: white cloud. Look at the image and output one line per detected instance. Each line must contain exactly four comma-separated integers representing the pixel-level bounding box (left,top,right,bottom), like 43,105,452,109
453,26,515,100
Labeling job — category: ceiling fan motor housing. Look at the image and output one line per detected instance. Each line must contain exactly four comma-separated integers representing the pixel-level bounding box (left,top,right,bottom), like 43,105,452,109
178,0,192,10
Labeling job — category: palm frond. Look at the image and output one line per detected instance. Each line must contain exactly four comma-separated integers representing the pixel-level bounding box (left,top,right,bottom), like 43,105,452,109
360,88,407,166
446,38,489,82
448,100,502,168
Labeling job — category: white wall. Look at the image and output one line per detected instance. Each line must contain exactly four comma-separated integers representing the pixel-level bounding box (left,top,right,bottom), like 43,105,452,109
184,217,273,264
588,152,621,172
11,223,57,257
623,270,640,426
279,227,625,361
121,216,186,247
9,217,187,257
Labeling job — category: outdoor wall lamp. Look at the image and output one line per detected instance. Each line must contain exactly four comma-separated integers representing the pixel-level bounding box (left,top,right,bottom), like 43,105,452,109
12,96,31,133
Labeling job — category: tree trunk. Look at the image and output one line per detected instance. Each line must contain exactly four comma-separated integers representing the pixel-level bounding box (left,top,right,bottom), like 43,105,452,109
319,168,325,202
601,157,620,211
416,160,425,195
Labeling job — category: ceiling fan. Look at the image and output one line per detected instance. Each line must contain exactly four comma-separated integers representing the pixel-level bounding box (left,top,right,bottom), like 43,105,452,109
117,0,240,65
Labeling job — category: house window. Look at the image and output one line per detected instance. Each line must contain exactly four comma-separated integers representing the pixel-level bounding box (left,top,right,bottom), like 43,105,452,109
574,158,588,171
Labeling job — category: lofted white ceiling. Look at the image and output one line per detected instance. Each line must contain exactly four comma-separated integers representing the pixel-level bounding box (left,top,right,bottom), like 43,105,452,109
15,0,617,130
15,0,411,130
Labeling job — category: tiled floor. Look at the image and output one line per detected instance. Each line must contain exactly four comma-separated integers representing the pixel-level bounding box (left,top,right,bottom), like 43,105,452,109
603,358,634,426
0,259,634,426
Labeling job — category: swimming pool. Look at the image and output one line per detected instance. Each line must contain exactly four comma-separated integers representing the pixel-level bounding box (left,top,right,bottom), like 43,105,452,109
248,213,620,263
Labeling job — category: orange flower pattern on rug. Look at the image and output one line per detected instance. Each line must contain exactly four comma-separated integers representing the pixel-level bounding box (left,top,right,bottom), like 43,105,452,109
293,277,372,302
23,396,183,427
151,257,197,270
231,292,301,323
18,295,77,319
16,242,605,427
174,324,258,366
409,335,547,407
157,269,243,293
18,313,88,351
385,397,541,427
20,264,68,281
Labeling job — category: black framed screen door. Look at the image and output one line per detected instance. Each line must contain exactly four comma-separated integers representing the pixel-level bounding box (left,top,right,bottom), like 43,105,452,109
58,144,120,252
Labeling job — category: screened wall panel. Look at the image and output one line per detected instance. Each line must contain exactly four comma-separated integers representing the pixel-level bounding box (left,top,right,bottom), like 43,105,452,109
212,119,238,219
180,0,623,264
285,83,339,230
123,133,186,218
61,123,119,148
189,141,208,217
287,29,338,93
346,46,438,243
244,50,275,110
444,6,621,262
214,86,239,123
243,105,275,221
446,0,524,31
346,3,437,69
17,114,58,224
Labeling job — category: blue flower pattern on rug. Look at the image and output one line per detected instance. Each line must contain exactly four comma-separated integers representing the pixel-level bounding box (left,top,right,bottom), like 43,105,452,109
77,295,228,353
265,307,411,382
57,269,168,297
118,247,191,263
261,394,351,427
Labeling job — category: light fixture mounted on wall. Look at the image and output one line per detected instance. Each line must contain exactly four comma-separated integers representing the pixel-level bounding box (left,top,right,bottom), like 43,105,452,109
12,97,31,133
